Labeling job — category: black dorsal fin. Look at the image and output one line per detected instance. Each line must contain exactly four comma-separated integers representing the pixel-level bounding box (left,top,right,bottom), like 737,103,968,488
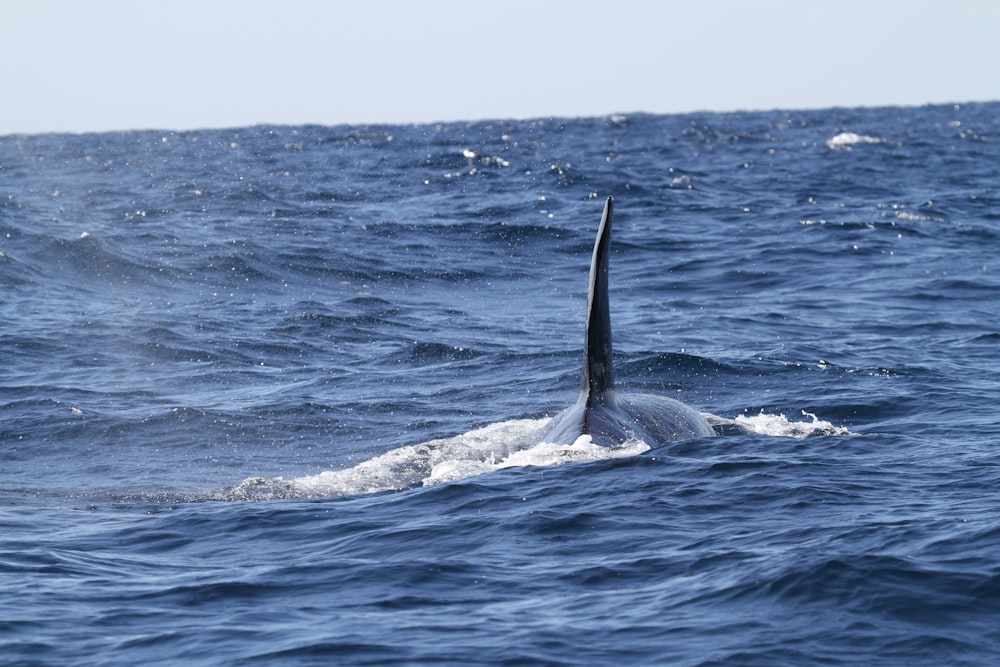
582,196,616,405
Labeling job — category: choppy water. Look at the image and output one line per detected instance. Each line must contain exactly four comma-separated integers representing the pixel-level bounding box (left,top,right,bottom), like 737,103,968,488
2,103,999,665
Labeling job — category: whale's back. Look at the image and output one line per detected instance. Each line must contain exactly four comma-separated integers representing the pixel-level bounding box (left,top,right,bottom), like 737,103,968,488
539,196,714,446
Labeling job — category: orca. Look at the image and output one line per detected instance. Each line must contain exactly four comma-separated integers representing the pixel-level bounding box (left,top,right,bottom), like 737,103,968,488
540,196,715,445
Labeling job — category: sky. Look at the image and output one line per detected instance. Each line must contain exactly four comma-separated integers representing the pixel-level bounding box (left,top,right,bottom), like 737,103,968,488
2,0,999,135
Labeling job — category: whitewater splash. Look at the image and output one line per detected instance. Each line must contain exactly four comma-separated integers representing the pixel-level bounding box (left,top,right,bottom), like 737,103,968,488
220,410,851,501
728,410,853,438
826,131,889,149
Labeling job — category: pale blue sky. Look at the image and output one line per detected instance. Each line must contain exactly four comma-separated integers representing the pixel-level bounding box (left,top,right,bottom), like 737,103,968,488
3,0,998,135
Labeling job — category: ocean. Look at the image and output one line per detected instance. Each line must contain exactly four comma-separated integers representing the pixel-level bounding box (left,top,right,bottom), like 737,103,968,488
2,102,998,665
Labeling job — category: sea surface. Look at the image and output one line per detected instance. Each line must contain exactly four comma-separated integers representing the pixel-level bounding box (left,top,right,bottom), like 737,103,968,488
2,103,999,665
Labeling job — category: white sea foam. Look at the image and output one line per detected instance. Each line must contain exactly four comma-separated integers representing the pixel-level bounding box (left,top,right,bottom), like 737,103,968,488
226,418,549,500
826,132,885,149
224,418,649,500
424,436,649,486
894,210,943,222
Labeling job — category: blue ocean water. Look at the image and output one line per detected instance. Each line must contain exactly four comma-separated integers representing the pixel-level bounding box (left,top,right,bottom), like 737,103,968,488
2,103,999,665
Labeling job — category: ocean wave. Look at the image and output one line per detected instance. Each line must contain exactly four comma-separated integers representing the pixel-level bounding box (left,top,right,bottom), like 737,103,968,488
5,103,1000,666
